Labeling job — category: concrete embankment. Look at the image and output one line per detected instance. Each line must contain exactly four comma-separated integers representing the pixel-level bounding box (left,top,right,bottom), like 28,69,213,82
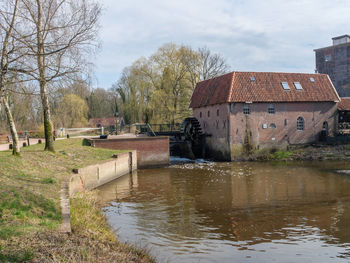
61,150,137,233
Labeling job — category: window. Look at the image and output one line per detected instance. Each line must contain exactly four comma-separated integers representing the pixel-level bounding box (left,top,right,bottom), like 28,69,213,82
269,123,276,129
297,117,304,130
250,76,256,81
281,82,290,90
284,119,287,126
325,54,332,62
230,103,234,113
217,109,219,116
200,112,202,118
208,111,210,117
293,82,303,90
216,120,219,129
323,121,328,131
243,104,250,115
310,77,315,82
268,104,275,114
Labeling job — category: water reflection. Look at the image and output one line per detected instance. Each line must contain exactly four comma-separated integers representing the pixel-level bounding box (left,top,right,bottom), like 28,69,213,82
98,162,350,263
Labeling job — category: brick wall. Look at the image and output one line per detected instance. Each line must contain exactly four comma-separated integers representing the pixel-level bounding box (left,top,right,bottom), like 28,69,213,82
194,102,338,159
90,136,169,168
194,104,231,160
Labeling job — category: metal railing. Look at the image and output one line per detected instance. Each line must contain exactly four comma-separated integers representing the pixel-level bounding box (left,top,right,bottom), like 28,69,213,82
338,122,350,134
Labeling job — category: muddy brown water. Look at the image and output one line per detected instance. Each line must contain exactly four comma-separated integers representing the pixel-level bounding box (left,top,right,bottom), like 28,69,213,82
97,160,350,263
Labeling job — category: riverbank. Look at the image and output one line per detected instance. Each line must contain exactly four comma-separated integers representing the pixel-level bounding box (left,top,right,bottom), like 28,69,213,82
248,144,350,161
0,139,154,262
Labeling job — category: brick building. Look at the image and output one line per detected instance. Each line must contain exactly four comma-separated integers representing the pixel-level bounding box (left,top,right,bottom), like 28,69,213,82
189,71,340,160
314,35,350,97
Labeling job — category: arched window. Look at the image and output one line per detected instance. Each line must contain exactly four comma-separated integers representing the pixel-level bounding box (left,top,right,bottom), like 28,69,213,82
323,121,328,136
269,123,276,129
297,117,304,130
323,121,328,131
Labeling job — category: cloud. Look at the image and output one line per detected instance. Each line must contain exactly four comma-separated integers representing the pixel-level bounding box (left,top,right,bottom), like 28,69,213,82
94,0,350,89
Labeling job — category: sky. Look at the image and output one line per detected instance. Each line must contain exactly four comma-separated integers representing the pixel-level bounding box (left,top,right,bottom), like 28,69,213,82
94,0,350,89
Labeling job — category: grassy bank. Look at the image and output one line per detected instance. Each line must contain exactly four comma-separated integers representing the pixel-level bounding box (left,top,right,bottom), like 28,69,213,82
0,139,154,262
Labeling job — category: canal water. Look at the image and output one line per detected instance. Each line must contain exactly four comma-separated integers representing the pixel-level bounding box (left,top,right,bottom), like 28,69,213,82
97,160,350,263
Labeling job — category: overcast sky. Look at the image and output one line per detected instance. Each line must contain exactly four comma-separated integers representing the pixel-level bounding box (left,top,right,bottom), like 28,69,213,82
94,0,350,89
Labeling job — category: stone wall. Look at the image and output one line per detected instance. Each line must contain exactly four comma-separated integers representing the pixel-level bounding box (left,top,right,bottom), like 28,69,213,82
88,137,169,168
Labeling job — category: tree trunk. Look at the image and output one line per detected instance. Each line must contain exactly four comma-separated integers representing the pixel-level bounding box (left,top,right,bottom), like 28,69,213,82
36,0,54,152
1,95,20,155
40,80,55,151
0,0,20,155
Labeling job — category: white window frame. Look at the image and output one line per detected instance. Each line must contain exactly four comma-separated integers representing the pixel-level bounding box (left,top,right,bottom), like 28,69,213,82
297,117,304,131
243,104,250,115
294,82,303,90
281,82,290,90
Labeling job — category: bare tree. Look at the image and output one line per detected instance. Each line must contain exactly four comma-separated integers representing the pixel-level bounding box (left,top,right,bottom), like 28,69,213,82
15,0,101,151
198,47,229,80
0,0,21,155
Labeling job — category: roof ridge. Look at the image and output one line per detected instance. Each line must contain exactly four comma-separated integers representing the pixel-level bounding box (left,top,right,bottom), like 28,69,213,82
326,74,341,102
227,72,235,102
232,71,325,75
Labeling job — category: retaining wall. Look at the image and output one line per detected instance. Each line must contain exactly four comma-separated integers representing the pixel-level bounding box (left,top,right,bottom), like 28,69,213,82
60,150,137,233
88,137,169,168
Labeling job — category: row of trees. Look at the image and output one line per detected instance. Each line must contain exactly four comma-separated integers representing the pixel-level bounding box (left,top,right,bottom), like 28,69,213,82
0,0,101,154
113,43,229,125
0,76,119,141
0,1,229,156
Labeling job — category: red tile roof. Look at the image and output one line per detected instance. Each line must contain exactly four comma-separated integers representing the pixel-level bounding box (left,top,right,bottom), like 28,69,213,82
338,98,350,111
189,72,340,108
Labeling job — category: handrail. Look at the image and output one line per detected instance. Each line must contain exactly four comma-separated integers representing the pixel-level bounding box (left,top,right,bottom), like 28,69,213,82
146,123,156,136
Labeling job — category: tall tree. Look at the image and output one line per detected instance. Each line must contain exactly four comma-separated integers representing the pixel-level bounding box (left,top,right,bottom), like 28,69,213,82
17,0,101,151
114,43,229,126
0,0,21,155
198,47,229,80
54,94,88,128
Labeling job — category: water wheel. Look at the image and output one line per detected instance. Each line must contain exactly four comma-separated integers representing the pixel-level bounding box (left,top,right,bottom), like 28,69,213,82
181,117,204,158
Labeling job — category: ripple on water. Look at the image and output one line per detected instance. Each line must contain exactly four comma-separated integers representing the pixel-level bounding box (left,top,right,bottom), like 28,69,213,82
99,161,350,263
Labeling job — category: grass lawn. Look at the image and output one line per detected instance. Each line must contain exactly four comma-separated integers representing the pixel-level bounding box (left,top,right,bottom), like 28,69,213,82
0,139,153,262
